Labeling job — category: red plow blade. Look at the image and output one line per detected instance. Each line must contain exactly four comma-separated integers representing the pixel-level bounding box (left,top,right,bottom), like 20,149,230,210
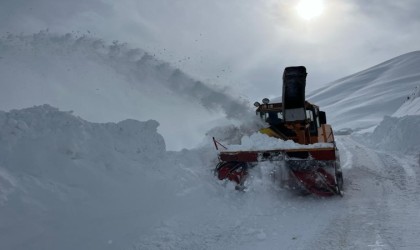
215,147,343,196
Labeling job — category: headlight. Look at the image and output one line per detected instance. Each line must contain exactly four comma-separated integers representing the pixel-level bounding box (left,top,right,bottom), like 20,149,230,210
262,98,270,104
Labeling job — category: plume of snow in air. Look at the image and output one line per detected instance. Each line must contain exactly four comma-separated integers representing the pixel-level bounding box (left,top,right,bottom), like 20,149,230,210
0,31,251,149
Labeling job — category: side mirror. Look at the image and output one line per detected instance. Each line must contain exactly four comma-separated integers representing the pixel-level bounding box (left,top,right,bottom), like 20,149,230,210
319,111,327,124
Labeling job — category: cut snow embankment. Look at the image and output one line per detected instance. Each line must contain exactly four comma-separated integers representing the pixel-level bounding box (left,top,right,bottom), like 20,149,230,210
363,85,420,154
0,104,189,250
367,115,420,154
0,105,166,164
223,132,334,152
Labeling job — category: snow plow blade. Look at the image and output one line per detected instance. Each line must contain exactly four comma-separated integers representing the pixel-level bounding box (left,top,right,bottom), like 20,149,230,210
215,147,343,196
218,147,336,162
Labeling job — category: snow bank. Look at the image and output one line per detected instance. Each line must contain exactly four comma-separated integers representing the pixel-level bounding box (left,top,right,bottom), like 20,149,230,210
0,104,165,164
368,115,420,154
364,85,420,154
0,105,175,250
224,132,334,151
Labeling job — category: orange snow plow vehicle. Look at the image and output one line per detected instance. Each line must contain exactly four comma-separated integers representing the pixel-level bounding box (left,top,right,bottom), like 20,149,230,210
213,66,343,196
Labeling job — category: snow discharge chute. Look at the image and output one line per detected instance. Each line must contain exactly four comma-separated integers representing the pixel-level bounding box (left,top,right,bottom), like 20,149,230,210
213,66,343,196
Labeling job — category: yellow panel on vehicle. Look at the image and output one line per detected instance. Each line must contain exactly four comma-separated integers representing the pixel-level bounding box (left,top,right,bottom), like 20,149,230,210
259,128,281,138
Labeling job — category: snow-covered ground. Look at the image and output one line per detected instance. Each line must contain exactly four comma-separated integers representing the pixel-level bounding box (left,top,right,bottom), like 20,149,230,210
1,105,419,250
1,33,420,249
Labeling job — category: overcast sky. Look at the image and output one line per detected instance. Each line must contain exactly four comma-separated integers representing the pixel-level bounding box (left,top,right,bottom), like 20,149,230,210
1,0,419,101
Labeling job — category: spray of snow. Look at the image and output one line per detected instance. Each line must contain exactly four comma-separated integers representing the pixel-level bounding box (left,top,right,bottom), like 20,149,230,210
0,31,250,150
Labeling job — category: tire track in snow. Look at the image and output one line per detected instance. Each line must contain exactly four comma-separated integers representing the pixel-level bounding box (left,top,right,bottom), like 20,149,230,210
378,153,420,249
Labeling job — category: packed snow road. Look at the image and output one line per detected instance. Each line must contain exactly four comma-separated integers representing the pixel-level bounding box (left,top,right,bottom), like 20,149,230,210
131,135,420,250
311,135,420,250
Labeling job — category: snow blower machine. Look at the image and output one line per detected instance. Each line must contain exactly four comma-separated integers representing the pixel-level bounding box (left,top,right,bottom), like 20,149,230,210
213,66,343,196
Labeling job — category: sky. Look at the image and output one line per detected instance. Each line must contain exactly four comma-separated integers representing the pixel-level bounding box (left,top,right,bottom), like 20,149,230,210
1,0,420,101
